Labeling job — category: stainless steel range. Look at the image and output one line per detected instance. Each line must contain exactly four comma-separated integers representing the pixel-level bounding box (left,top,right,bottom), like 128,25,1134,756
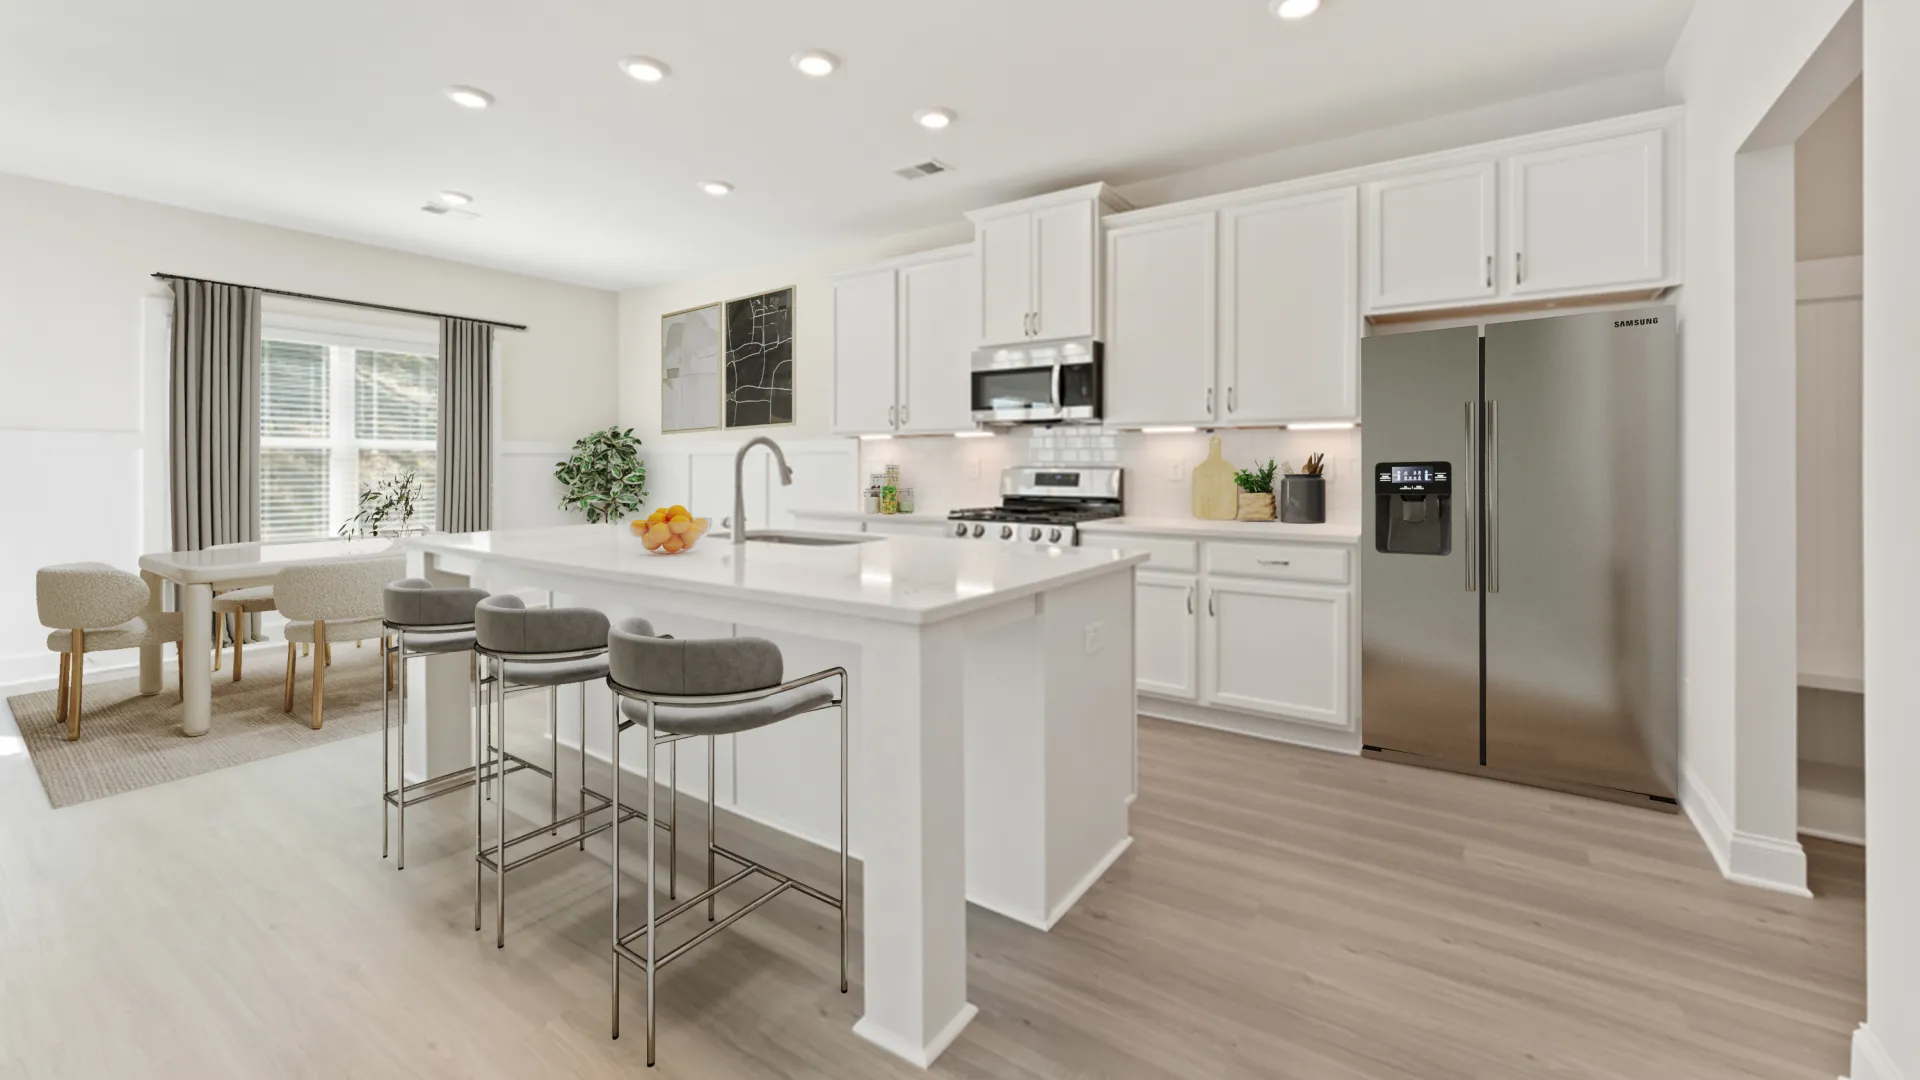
947,465,1122,547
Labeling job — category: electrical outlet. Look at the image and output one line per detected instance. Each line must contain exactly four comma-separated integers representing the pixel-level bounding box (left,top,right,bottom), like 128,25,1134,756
1084,621,1105,655
969,458,981,480
1167,459,1183,481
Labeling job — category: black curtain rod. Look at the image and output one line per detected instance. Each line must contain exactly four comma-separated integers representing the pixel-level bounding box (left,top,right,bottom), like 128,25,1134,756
151,273,529,331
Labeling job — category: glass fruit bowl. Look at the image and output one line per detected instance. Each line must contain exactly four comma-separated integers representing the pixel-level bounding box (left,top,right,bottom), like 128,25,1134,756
630,506,711,555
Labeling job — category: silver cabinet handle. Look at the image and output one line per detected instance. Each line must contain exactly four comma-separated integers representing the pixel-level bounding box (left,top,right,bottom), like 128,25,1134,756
1257,559,1291,567
1206,387,1214,415
1228,387,1237,413
1464,400,1478,593
1515,252,1523,286
1023,313,1031,336
1487,399,1500,594
722,515,732,528
1186,588,1194,616
1485,255,1492,289
1207,591,1216,617
1033,310,1040,335
887,404,896,428
900,404,909,425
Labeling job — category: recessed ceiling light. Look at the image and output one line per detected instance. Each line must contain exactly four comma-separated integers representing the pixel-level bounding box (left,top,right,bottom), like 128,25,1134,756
1272,0,1321,18
913,108,956,131
698,180,734,197
791,51,839,77
437,190,473,207
619,56,671,83
444,85,494,109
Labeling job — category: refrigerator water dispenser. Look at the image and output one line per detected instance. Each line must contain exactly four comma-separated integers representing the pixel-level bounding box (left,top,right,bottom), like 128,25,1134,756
1374,462,1452,556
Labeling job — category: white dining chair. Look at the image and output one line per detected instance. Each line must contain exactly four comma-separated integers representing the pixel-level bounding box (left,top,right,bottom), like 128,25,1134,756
277,557,405,729
211,585,277,681
36,563,185,741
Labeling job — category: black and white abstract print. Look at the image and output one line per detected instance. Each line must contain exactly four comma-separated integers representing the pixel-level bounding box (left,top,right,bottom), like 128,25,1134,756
723,287,794,428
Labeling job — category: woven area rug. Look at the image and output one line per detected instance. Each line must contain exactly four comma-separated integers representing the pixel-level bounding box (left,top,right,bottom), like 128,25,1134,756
6,644,390,808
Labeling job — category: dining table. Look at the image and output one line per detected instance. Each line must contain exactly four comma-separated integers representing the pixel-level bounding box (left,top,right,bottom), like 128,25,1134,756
136,536,402,736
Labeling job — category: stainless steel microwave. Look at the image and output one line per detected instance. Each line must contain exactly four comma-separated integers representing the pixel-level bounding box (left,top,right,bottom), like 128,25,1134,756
969,338,1103,425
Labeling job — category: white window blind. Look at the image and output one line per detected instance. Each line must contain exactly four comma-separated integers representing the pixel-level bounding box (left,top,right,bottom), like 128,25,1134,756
258,331,439,541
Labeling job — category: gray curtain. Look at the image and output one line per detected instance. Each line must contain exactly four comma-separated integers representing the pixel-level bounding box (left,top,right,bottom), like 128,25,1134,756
168,278,261,551
438,317,493,532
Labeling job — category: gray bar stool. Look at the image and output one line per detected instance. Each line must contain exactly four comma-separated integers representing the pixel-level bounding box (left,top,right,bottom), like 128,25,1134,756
473,594,671,948
603,616,848,1066
380,578,490,870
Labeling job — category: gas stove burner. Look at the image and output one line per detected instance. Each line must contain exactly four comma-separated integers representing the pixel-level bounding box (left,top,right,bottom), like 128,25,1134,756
946,465,1123,546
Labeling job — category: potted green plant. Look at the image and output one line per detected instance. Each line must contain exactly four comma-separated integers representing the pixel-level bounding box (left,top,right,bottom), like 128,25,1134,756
340,471,424,537
555,426,649,524
1233,459,1279,522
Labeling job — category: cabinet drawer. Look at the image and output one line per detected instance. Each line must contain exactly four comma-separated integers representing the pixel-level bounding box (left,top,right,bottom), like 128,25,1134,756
1082,534,1198,572
1204,541,1350,584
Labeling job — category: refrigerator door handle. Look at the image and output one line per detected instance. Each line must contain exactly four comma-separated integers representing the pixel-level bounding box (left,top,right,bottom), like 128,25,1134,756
1487,398,1500,593
1464,400,1478,593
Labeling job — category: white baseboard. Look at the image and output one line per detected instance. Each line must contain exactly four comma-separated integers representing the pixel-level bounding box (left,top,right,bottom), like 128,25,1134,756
1041,836,1133,931
1682,765,1812,897
1799,826,1866,847
854,1003,979,1070
1139,695,1362,756
1849,1024,1907,1080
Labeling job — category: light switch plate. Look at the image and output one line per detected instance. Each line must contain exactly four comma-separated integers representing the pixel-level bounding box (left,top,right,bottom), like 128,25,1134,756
1084,621,1105,655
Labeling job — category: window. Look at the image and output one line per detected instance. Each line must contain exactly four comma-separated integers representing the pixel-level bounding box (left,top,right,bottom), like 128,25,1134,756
258,325,438,540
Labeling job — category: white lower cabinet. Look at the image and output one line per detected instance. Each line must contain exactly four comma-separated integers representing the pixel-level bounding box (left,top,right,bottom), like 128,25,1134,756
1134,572,1199,701
1201,578,1350,729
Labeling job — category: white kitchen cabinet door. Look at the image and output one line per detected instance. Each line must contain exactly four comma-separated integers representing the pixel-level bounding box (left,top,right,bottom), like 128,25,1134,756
1506,130,1665,296
975,213,1034,347
1104,212,1217,425
1362,161,1498,312
1135,572,1200,701
1222,187,1360,423
1032,201,1098,341
1202,578,1349,729
831,269,899,434
898,252,976,434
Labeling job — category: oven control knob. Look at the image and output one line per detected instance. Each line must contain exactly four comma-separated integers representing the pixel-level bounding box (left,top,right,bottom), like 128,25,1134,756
952,523,969,538
1028,527,1044,542
1049,528,1064,544
971,524,985,539
999,525,1014,540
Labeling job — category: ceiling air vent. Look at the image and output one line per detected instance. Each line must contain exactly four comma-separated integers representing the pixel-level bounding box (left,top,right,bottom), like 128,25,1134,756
893,159,953,181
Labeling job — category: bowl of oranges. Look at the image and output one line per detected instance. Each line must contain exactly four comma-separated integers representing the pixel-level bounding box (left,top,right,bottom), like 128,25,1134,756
631,505,710,555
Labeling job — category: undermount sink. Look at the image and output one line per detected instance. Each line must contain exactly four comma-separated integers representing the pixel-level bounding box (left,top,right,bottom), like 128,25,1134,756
736,531,879,547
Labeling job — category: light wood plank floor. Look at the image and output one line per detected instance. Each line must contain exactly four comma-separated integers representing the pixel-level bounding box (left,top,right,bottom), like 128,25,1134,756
0,697,1862,1079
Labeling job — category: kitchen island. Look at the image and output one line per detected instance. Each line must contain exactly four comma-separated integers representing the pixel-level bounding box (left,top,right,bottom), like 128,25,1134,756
401,524,1144,1067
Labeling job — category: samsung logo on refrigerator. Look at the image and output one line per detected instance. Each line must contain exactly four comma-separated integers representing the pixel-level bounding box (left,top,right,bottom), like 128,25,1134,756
1613,317,1661,328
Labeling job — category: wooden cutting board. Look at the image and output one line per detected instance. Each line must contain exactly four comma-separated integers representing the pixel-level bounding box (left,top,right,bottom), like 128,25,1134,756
1191,436,1239,521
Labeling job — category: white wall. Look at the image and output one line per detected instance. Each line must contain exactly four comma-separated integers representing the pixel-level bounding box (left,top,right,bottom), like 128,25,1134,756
1797,77,1864,261
1859,3,1918,1076
1662,0,1857,893
0,171,619,688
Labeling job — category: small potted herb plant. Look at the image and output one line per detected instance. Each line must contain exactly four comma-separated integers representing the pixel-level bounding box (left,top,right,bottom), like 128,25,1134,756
1233,459,1279,522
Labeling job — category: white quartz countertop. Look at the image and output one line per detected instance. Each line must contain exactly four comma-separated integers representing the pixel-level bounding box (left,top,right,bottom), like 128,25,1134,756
1079,517,1362,544
140,536,403,584
407,525,1146,625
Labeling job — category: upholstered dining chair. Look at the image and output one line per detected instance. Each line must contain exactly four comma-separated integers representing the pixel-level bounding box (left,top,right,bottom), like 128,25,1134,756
36,563,185,741
277,557,406,729
211,585,276,681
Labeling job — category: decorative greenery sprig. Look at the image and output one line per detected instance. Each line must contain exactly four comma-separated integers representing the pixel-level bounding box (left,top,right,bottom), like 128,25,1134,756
555,427,649,523
1233,458,1279,494
341,471,423,537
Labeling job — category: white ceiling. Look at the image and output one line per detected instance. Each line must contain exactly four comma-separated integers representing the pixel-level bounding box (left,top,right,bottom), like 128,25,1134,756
0,0,1695,290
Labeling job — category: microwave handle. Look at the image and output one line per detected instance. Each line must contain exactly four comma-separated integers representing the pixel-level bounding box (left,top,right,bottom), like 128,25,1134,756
1051,364,1063,410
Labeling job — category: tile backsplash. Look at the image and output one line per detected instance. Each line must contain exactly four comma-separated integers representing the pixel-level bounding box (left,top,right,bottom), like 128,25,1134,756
858,426,1361,526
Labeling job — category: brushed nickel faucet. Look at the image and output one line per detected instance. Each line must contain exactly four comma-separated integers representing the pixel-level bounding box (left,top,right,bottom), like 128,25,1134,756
732,436,794,544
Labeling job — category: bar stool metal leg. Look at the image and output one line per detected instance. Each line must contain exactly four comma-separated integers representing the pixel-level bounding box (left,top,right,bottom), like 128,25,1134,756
840,688,849,993
549,686,560,837
578,688,588,852
381,633,391,860
707,734,717,922
645,699,658,1067
496,655,508,948
396,634,407,870
668,741,678,901
474,653,485,933
610,693,623,1041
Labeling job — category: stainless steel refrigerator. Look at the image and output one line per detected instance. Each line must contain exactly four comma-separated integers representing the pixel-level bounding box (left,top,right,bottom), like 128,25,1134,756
1360,307,1680,808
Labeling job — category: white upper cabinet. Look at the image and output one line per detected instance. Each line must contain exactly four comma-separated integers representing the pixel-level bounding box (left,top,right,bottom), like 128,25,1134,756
975,214,1034,348
897,251,975,434
1505,130,1665,296
1362,161,1499,312
968,183,1128,348
1104,211,1217,425
1222,186,1360,423
832,247,976,437
1032,201,1098,341
831,268,898,435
